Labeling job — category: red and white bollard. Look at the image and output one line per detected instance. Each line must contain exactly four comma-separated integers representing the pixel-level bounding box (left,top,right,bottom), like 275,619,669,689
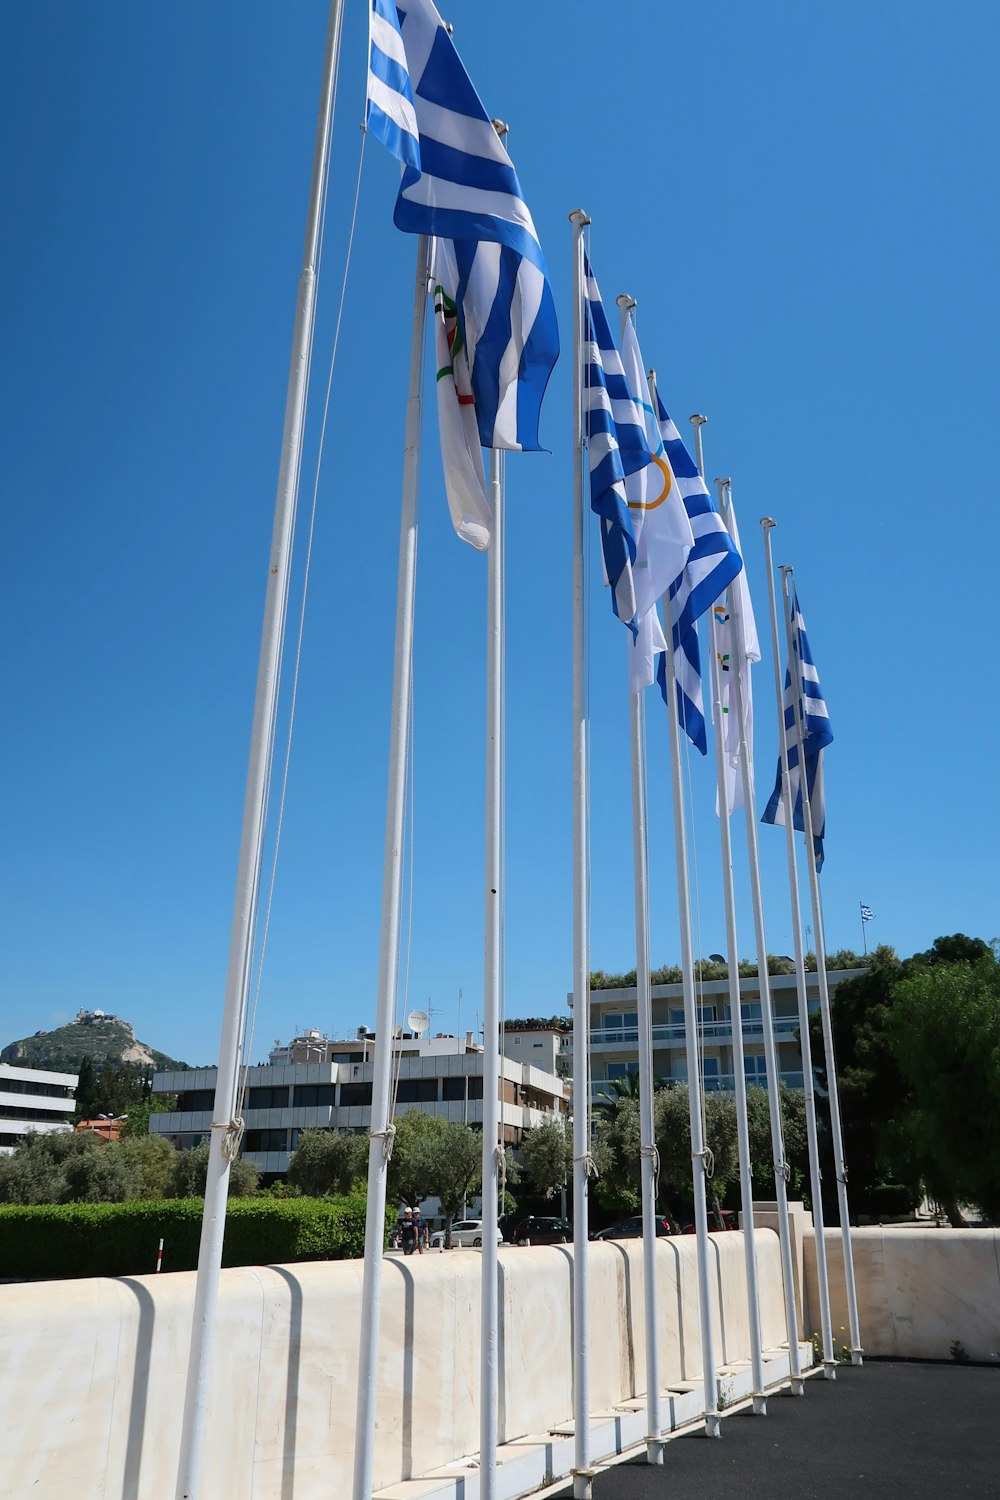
155,1237,164,1274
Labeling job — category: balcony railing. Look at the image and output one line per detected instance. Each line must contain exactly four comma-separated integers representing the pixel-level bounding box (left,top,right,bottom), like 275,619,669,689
586,1070,805,1101
570,1016,800,1049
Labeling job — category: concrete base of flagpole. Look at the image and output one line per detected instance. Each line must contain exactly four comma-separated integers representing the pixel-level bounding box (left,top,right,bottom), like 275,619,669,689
851,1348,864,1367
752,1395,768,1416
705,1414,722,1439
644,1439,665,1466
823,1361,838,1380
790,1375,806,1396
573,1467,595,1498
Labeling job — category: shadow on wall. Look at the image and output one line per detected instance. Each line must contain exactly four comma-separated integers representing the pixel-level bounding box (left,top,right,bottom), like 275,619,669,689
120,1277,157,1500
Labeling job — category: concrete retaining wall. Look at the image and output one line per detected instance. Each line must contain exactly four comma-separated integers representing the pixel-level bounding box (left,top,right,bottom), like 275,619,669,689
0,1230,788,1499
801,1225,1000,1362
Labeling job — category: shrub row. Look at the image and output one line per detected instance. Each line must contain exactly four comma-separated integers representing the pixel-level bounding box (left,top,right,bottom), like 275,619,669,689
0,1192,377,1280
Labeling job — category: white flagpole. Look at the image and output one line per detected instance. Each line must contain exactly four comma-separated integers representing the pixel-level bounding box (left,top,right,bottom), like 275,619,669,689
652,388,720,1439
175,4,345,1494
696,462,765,1417
617,297,664,1467
779,566,863,1367
480,447,503,1497
760,519,836,1379
352,232,431,1500
569,207,594,1500
720,484,804,1397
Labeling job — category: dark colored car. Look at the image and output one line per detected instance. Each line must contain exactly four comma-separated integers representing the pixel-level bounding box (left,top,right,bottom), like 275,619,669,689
592,1214,673,1240
509,1216,572,1245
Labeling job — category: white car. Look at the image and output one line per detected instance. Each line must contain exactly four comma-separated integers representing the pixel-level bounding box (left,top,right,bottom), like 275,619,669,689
429,1220,503,1249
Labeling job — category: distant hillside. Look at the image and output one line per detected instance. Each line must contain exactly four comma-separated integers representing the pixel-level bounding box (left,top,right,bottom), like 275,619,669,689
0,1010,187,1076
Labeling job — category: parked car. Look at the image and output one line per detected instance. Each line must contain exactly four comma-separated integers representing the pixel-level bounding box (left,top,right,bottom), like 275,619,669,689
509,1216,572,1245
680,1210,739,1233
592,1215,673,1240
428,1220,503,1249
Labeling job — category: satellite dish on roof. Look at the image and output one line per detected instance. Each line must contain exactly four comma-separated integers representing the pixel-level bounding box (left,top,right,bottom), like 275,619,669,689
407,1009,430,1036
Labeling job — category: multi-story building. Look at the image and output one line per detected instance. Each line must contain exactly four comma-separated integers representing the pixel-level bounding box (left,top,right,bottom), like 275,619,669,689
501,1025,570,1080
576,968,866,1104
0,1062,78,1155
151,1032,568,1180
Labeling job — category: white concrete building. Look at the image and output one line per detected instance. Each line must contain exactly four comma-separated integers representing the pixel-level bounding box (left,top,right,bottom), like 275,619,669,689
576,968,867,1104
151,1035,568,1179
502,1025,570,1080
0,1062,78,1155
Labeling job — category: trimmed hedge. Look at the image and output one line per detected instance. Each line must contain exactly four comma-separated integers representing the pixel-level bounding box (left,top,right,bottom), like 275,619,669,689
0,1192,380,1281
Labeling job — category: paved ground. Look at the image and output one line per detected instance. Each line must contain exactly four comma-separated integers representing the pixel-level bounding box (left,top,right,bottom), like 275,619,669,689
555,1361,999,1498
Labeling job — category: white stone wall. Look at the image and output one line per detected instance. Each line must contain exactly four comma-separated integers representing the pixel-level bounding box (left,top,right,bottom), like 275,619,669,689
0,1230,787,1500
802,1225,1000,1362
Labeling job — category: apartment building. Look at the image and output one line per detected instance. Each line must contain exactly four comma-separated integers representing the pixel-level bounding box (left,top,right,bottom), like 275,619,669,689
151,1031,568,1179
575,968,866,1104
0,1062,78,1155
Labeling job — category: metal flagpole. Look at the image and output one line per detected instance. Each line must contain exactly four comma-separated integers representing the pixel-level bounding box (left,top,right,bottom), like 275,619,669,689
569,207,594,1500
652,390,720,1439
480,447,504,1497
174,4,345,1494
779,567,863,1367
760,519,836,1379
719,484,804,1397
696,462,765,1417
617,295,664,1467
352,231,431,1500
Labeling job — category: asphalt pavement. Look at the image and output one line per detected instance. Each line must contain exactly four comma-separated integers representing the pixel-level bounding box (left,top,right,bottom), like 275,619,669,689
555,1361,999,1498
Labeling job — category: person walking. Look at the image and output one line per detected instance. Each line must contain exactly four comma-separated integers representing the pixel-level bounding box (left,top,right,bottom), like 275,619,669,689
400,1207,418,1256
412,1207,426,1254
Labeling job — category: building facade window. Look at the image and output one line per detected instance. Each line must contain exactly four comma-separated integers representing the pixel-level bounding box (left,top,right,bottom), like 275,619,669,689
395,1078,439,1104
244,1128,288,1152
247,1086,290,1110
293,1083,337,1108
339,1083,373,1107
177,1090,216,1112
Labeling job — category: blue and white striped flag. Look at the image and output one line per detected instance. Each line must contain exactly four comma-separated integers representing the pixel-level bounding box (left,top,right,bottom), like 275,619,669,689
860,904,874,923
762,587,833,868
583,258,650,631
652,390,743,753
366,0,559,455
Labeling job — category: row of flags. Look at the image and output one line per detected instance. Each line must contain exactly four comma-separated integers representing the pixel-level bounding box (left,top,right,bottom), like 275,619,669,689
364,0,833,857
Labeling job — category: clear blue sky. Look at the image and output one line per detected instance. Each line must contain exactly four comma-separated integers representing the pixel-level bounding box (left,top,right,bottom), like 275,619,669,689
1,1,997,1066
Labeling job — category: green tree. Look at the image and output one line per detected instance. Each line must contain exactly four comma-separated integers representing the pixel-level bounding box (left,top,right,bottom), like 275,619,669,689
519,1119,571,1200
120,1091,177,1139
0,1131,148,1204
288,1129,368,1196
888,945,1000,1224
169,1142,260,1198
73,1057,98,1121
386,1111,450,1207
424,1123,483,1246
116,1134,177,1198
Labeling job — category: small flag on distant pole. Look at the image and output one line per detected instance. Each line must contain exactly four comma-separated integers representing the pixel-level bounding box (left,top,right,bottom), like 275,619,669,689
860,902,874,956
761,586,832,867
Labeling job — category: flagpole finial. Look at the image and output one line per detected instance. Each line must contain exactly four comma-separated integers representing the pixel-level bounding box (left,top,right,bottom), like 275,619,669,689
760,517,776,529
616,294,637,313
714,476,731,488
690,413,708,429
491,118,509,139
569,208,591,227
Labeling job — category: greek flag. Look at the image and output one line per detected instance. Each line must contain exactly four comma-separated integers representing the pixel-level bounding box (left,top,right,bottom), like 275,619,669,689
762,587,833,869
861,904,874,923
584,258,650,631
366,0,559,452
652,390,743,754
